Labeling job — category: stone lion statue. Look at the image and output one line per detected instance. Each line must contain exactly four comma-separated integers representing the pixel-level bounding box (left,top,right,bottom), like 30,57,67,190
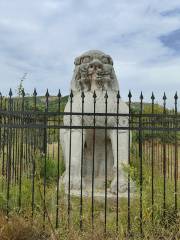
61,50,131,195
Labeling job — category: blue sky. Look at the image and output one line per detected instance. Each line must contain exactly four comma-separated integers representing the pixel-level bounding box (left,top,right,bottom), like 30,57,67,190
0,0,180,105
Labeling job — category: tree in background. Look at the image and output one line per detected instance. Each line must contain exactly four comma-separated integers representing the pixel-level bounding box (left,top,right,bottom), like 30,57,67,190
16,73,28,96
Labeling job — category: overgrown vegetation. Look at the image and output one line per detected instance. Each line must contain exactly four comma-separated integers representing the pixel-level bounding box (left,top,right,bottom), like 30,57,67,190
0,90,180,239
0,143,180,239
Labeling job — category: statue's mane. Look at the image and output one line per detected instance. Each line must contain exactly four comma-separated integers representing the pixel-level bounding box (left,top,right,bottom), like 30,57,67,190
70,50,119,94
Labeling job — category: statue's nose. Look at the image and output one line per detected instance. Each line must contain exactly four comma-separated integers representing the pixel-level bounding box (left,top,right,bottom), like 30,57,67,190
89,59,103,69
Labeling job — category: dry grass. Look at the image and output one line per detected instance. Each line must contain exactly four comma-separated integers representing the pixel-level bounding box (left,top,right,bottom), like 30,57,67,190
0,211,179,240
0,141,180,239
0,212,50,240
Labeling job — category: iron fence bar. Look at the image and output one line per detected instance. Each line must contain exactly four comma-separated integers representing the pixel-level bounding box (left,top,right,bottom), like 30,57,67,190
161,140,163,175
68,90,73,228
0,93,4,182
151,92,155,223
31,89,37,219
18,90,25,211
5,98,9,198
47,126,50,160
80,91,85,230
52,117,55,159
163,93,167,218
116,91,120,234
1,123,180,131
43,89,49,229
16,100,20,185
1,109,180,119
14,101,18,184
139,92,143,236
6,89,13,217
12,101,15,182
56,90,61,229
174,92,178,211
104,91,108,234
24,119,27,175
26,120,30,177
127,90,132,236
28,118,32,178
91,91,96,230
170,138,173,180
2,107,5,189
167,126,170,179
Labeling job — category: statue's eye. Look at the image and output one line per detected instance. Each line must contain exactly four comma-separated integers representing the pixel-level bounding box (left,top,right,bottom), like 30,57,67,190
74,57,81,65
82,57,90,63
102,57,109,64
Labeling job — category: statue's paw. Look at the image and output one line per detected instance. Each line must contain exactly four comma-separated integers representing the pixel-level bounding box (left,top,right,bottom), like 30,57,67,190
110,178,127,194
61,175,85,192
70,177,85,190
110,178,136,194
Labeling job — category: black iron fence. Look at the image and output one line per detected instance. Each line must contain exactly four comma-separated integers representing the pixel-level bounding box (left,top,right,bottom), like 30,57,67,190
0,89,179,238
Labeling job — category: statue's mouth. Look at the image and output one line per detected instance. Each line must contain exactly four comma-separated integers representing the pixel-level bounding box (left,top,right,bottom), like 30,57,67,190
89,72,103,81
77,60,114,91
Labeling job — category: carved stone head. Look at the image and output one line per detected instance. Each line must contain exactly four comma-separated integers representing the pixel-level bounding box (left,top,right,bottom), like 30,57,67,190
71,50,119,94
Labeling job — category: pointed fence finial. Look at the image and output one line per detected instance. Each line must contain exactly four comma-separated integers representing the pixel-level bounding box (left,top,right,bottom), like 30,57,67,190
128,90,132,99
163,92,167,101
70,90,73,98
9,88,12,97
81,91,85,99
93,90,96,103
104,91,108,99
81,91,85,104
174,92,178,100
151,92,155,101
117,90,120,104
33,88,37,96
70,90,73,104
58,89,61,98
140,91,143,100
93,90,96,99
45,89,50,98
104,91,108,105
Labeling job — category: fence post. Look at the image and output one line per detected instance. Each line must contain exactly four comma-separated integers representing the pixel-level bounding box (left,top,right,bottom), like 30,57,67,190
116,90,120,234
68,90,73,228
127,90,132,236
174,92,178,211
6,89,13,217
151,92,155,223
80,91,85,230
31,88,37,219
163,93,167,218
104,91,108,235
139,92,143,235
56,89,61,228
91,90,96,229
43,89,49,229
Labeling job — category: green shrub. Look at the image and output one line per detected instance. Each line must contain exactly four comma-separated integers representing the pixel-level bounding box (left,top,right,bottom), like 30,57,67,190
38,156,65,183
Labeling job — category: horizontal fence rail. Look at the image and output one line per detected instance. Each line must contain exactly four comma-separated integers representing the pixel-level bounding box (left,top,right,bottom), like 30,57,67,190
0,89,179,238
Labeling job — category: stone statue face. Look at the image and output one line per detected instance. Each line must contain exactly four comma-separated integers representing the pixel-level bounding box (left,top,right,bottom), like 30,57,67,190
71,50,119,93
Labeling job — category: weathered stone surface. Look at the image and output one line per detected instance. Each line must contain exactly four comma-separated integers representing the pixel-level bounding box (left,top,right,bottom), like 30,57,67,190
60,50,132,195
